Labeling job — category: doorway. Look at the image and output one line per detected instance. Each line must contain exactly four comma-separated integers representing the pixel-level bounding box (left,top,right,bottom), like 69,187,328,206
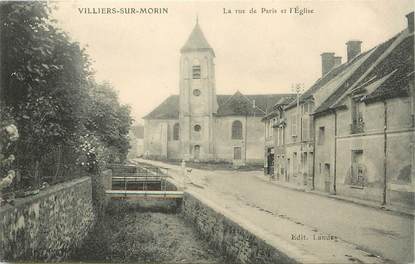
194,145,200,160
324,163,331,193
266,148,274,175
233,147,241,160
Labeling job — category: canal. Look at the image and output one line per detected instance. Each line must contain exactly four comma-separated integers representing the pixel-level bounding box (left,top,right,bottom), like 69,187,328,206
71,200,223,263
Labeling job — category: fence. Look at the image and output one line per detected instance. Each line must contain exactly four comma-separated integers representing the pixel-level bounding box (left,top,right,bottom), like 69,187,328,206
109,164,169,191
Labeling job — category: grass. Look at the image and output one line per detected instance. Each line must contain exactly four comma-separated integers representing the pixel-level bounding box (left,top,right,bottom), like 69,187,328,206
71,202,223,263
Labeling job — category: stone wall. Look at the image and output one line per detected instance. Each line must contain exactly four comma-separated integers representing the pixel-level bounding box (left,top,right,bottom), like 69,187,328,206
0,177,95,262
181,192,299,264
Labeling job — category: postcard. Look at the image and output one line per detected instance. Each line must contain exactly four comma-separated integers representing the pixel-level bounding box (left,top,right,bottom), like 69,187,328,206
0,1,413,263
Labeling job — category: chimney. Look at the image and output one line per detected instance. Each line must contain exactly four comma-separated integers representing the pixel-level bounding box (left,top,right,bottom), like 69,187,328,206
334,56,342,67
346,40,362,62
406,12,414,33
321,52,335,76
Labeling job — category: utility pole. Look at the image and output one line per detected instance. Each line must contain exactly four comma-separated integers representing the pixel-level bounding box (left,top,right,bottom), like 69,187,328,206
291,83,304,140
292,83,304,185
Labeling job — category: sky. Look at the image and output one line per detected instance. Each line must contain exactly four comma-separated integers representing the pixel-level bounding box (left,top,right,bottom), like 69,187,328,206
52,0,414,123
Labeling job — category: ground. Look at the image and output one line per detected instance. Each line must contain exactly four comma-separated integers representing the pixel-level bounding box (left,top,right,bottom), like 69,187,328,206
72,201,223,263
135,158,414,264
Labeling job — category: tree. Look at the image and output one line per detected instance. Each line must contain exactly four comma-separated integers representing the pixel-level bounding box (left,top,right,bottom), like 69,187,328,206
0,2,133,186
84,82,133,163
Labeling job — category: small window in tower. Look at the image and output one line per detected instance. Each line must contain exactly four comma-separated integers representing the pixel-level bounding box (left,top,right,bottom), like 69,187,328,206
193,89,201,96
194,124,201,132
192,65,201,79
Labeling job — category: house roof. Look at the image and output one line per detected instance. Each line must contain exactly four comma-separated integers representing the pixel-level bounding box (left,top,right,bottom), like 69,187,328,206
143,92,295,119
314,31,414,114
180,22,214,55
360,33,414,103
262,95,297,120
284,61,351,111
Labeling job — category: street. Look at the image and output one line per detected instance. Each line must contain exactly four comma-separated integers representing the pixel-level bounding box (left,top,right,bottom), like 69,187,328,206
136,159,414,264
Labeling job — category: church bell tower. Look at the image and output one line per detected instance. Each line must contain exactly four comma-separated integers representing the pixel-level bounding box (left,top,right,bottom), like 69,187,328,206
179,19,218,161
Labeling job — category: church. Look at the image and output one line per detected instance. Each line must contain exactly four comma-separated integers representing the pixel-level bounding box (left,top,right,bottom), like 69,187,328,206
143,21,294,164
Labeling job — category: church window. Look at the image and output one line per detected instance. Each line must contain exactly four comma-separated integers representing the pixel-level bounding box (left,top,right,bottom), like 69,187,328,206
192,65,201,79
194,124,201,132
231,120,243,139
173,123,180,140
193,89,201,96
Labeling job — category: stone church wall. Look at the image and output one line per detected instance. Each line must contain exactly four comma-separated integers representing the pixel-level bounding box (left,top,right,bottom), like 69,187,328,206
214,116,265,164
144,119,180,159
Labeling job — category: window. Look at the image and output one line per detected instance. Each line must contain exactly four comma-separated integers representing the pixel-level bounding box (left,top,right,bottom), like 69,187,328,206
193,89,201,96
302,103,309,114
291,114,298,137
351,98,364,133
173,123,180,140
350,150,365,187
232,120,243,139
302,116,309,141
194,124,201,132
318,126,325,145
192,65,201,79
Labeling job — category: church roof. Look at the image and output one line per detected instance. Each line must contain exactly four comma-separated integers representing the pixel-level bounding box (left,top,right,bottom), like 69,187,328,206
143,92,296,119
215,92,296,116
143,95,180,120
180,22,214,55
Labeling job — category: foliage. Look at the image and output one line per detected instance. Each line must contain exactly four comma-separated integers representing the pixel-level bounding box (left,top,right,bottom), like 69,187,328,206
0,112,19,192
0,2,132,187
84,82,133,163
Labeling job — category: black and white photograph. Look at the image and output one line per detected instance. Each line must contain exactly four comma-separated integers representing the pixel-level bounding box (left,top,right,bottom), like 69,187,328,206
0,0,414,263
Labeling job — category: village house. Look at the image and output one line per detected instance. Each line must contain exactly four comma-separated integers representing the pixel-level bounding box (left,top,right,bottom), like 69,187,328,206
143,21,294,164
264,48,357,188
312,12,414,209
263,12,414,209
262,96,296,176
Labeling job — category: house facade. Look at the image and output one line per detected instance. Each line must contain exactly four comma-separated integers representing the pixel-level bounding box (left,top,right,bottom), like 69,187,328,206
144,21,294,164
263,12,414,209
313,14,414,207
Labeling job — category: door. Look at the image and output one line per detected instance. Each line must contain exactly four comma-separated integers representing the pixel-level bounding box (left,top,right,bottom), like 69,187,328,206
324,163,331,192
194,145,200,160
267,153,274,175
234,147,242,160
302,153,308,186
